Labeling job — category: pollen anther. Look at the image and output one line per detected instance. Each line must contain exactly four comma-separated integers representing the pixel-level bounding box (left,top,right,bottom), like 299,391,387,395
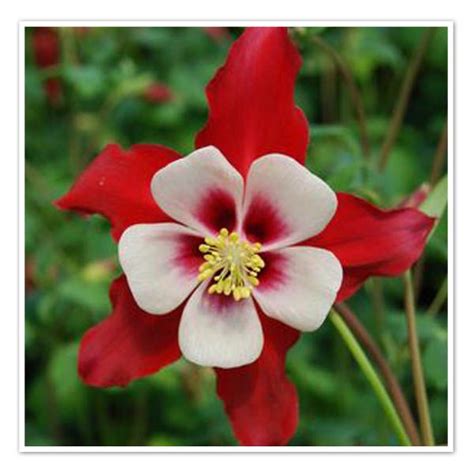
197,228,265,301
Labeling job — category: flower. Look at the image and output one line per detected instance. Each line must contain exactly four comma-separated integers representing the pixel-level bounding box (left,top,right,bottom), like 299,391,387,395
56,27,434,446
118,146,343,368
143,82,173,104
32,27,62,106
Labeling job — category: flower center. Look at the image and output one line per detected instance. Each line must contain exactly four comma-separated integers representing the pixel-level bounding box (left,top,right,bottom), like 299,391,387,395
197,228,265,301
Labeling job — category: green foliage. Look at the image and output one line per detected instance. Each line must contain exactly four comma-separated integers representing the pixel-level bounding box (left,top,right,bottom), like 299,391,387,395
25,26,448,447
422,175,448,217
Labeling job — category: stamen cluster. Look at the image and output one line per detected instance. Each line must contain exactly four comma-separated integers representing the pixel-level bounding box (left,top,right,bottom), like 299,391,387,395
197,228,265,301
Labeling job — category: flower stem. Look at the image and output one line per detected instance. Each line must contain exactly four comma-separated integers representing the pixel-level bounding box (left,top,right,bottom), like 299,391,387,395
369,278,386,344
403,270,435,445
426,277,448,317
429,119,448,187
330,310,412,446
310,35,371,161
378,28,435,171
334,302,421,445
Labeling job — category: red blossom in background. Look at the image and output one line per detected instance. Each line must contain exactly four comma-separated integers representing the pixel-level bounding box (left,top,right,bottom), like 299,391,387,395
203,27,231,42
32,27,62,106
143,82,174,104
32,27,59,69
74,26,90,38
56,27,434,446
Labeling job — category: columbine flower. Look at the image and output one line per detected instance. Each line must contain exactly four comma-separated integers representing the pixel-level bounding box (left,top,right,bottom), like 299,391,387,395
56,27,434,446
118,146,342,368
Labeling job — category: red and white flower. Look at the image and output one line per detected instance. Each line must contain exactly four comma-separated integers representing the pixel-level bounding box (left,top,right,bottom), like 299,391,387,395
118,146,342,368
56,27,434,446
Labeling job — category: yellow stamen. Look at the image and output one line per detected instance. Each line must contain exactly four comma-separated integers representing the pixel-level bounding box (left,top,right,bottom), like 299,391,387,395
197,227,265,301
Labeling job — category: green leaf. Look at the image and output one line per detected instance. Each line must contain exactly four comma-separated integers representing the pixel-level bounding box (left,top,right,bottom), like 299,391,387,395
310,125,361,157
48,342,86,417
57,276,110,314
63,65,107,99
423,337,448,391
420,175,448,219
420,175,448,241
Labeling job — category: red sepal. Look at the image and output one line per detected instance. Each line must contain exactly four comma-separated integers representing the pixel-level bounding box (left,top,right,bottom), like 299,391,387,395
215,315,299,446
55,144,180,241
305,193,435,301
78,275,181,387
196,27,309,177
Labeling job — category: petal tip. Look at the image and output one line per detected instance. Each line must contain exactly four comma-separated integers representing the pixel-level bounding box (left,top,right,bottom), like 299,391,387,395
195,26,308,175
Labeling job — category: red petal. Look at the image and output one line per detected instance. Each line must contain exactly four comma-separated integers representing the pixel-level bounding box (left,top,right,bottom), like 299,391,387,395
215,315,299,446
78,275,181,387
55,144,180,241
196,27,309,177
305,193,435,301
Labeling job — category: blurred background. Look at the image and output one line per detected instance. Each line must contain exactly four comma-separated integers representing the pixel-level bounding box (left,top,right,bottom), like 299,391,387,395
24,26,448,446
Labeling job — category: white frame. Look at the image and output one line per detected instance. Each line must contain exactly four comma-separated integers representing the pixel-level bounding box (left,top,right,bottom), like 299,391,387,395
18,20,454,453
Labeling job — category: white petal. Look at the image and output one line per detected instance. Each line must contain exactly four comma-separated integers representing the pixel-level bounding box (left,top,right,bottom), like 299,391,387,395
179,283,264,368
151,146,243,235
118,223,202,315
253,246,343,331
242,154,337,250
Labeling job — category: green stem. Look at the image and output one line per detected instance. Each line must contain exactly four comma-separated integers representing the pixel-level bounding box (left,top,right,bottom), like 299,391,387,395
378,29,435,171
330,311,412,446
427,277,448,317
370,278,386,344
403,270,435,445
310,35,371,161
429,119,448,187
334,302,421,445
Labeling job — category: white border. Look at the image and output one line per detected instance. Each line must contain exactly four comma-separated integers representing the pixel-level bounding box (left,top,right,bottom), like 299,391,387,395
18,20,454,453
